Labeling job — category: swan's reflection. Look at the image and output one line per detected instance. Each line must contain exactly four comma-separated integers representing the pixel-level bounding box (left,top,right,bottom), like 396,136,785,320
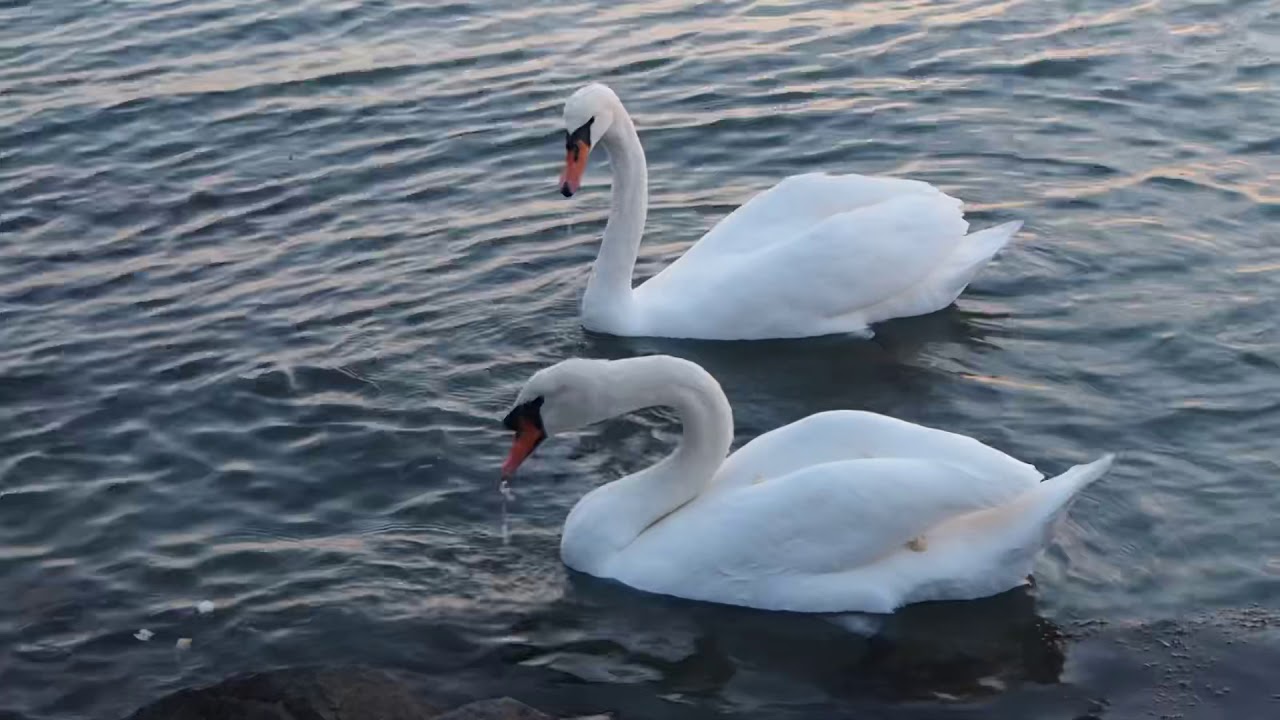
506,574,1064,705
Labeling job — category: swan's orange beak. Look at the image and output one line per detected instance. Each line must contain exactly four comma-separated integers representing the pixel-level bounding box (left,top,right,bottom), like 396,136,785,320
560,139,590,197
502,416,545,480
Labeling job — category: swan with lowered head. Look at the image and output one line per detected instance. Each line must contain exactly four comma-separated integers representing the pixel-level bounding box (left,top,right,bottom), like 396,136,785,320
501,355,1113,613
556,83,1023,340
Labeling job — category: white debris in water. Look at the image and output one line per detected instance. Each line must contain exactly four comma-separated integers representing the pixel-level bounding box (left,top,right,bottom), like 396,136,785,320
824,613,885,637
196,600,215,614
134,629,154,641
977,675,1006,691
175,637,192,650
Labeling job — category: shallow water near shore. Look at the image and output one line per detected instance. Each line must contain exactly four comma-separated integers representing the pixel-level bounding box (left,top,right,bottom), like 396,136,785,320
2,0,1279,718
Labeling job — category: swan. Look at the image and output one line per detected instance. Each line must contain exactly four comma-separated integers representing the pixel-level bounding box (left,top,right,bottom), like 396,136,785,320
556,83,1023,340
501,355,1114,613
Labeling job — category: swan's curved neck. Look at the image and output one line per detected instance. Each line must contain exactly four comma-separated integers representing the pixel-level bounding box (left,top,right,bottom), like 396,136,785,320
562,357,732,573
581,107,647,332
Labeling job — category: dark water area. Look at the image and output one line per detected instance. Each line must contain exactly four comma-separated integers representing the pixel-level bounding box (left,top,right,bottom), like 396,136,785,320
2,0,1279,718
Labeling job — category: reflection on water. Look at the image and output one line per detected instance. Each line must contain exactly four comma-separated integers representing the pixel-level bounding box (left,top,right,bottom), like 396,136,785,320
512,577,1065,706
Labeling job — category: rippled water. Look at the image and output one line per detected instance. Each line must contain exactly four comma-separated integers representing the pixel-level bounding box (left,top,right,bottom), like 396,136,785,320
2,0,1279,718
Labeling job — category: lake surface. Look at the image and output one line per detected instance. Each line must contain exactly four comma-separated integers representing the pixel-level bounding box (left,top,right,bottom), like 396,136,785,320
2,0,1279,718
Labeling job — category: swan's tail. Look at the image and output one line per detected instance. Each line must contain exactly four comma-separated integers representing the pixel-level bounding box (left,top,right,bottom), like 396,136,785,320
834,453,1115,611
955,221,1022,270
861,220,1021,325
914,453,1115,606
1009,453,1115,548
1037,453,1114,504
931,220,1021,301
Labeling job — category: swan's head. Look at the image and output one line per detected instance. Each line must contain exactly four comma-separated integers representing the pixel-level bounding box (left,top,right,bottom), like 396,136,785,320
500,358,615,479
559,83,622,197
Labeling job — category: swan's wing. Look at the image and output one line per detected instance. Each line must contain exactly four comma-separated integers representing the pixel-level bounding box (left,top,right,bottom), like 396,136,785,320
692,172,946,257
839,454,1115,609
639,173,947,295
706,410,1042,498
633,192,970,338
611,458,1025,602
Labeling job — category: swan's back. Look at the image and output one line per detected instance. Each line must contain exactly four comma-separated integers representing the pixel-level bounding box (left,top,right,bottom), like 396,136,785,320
707,410,1042,497
632,190,978,339
666,172,947,260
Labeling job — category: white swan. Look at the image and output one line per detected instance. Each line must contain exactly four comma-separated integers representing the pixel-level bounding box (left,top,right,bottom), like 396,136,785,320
501,355,1113,613
556,83,1022,340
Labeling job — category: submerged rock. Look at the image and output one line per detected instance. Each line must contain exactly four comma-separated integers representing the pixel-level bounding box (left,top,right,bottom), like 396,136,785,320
434,697,554,720
123,666,443,720
121,666,590,720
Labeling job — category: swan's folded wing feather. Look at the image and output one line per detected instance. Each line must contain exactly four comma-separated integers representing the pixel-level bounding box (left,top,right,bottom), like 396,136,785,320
707,410,1042,498
612,458,1024,591
634,193,970,338
689,172,945,256
639,173,947,294
740,193,968,318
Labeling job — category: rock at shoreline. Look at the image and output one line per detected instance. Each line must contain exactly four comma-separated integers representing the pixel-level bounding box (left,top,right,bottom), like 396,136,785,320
122,666,597,720
124,666,443,720
435,698,554,720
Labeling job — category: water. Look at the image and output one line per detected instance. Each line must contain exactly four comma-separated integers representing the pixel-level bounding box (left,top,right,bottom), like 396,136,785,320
2,0,1279,717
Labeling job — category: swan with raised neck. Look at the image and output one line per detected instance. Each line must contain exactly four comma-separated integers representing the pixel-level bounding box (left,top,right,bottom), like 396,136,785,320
560,83,647,334
553,82,1025,340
